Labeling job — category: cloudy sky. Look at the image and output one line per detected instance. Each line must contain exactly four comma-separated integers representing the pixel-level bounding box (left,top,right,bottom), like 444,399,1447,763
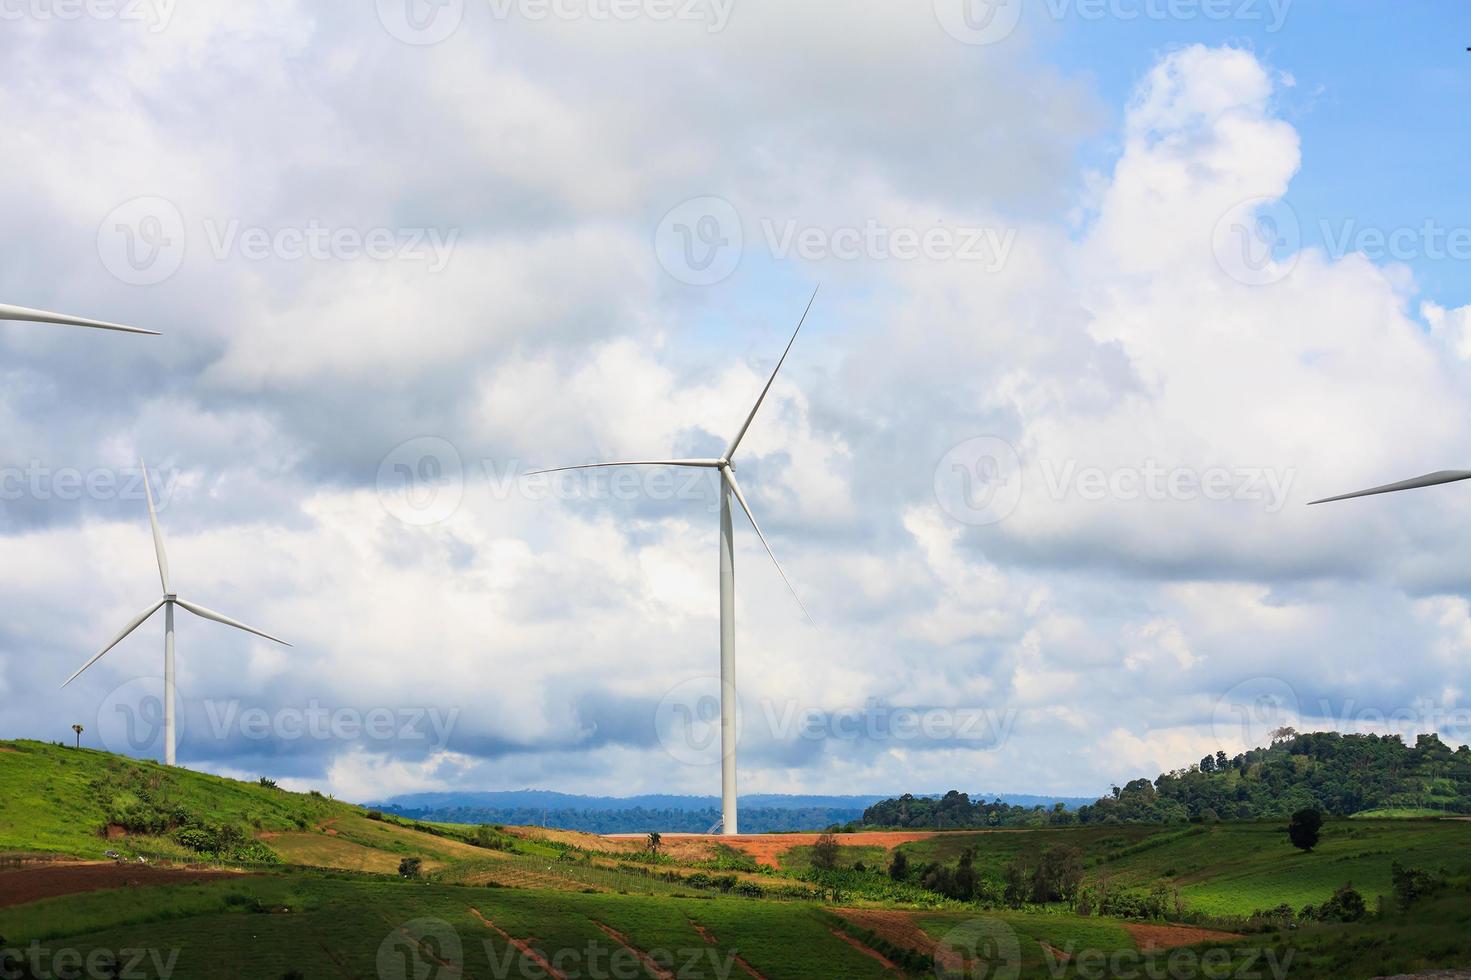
2,1,1469,802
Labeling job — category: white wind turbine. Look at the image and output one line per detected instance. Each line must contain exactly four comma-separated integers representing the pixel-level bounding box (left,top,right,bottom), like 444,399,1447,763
529,287,822,836
0,303,158,335
63,461,289,765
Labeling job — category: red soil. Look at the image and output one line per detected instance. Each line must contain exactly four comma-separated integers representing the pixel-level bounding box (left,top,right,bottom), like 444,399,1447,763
632,831,939,869
1123,922,1246,950
0,862,240,908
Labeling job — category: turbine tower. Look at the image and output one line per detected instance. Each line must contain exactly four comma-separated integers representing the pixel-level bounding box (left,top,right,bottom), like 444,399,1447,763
529,287,821,836
0,303,158,335
63,460,289,765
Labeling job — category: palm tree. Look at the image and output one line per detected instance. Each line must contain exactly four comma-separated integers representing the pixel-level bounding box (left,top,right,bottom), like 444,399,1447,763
71,724,84,748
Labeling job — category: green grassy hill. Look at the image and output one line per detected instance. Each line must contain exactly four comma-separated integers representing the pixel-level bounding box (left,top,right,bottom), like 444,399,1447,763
4,739,1471,978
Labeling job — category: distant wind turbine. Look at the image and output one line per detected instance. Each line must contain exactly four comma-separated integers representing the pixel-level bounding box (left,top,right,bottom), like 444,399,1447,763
0,303,158,335
63,460,289,765
528,287,822,836
1309,470,1471,506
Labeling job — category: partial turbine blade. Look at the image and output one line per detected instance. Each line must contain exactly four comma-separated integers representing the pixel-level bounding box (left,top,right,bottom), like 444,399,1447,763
140,460,170,594
1309,470,1471,505
174,597,291,646
0,303,159,336
725,285,819,461
62,599,166,687
723,469,816,627
525,459,722,476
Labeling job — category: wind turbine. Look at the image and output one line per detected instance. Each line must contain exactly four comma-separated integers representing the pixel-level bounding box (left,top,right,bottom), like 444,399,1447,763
0,303,158,335
1310,470,1471,506
62,460,289,765
528,287,821,836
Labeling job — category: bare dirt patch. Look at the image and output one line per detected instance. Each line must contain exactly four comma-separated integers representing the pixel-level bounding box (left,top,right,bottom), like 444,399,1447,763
610,831,939,869
1123,923,1245,951
0,862,239,908
835,908,966,973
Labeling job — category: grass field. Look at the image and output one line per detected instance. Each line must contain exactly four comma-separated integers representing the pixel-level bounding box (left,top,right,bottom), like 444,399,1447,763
4,740,1470,978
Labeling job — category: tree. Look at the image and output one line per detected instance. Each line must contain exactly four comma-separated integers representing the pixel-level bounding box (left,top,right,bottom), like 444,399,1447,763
71,724,84,748
398,857,423,879
887,849,910,881
645,832,662,858
1288,808,1323,852
811,833,840,871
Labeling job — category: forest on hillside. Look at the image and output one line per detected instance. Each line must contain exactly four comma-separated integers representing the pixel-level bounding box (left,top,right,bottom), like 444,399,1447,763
863,731,1471,828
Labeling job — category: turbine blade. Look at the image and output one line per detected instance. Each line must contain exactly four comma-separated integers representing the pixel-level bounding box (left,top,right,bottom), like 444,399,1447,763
174,597,291,646
62,599,165,687
725,285,819,460
0,303,159,335
723,469,816,627
1308,470,1471,505
140,460,170,594
525,459,722,476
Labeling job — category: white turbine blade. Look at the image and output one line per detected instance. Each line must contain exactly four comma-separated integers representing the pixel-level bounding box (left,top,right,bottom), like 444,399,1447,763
525,459,722,476
62,599,166,687
174,597,291,646
0,303,159,335
1309,470,1471,505
723,469,816,627
140,459,170,594
724,285,819,461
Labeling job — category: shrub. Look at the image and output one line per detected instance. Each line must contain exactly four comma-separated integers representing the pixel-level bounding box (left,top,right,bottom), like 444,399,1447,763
811,833,841,871
399,857,423,879
1288,809,1323,852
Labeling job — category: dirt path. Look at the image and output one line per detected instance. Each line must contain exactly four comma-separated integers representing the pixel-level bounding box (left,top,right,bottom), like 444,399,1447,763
594,922,676,980
469,907,566,980
828,928,901,973
835,908,967,973
1123,923,1245,950
686,919,767,980
0,862,240,908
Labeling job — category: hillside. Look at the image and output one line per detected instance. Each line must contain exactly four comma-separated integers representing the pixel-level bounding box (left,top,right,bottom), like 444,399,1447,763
863,732,1471,828
4,737,1471,978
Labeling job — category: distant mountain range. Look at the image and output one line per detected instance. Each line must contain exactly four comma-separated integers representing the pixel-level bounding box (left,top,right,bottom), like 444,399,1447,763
365,790,1096,834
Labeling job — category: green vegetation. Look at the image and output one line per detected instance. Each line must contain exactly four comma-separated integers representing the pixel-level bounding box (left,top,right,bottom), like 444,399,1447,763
5,736,1471,977
866,732,1471,829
